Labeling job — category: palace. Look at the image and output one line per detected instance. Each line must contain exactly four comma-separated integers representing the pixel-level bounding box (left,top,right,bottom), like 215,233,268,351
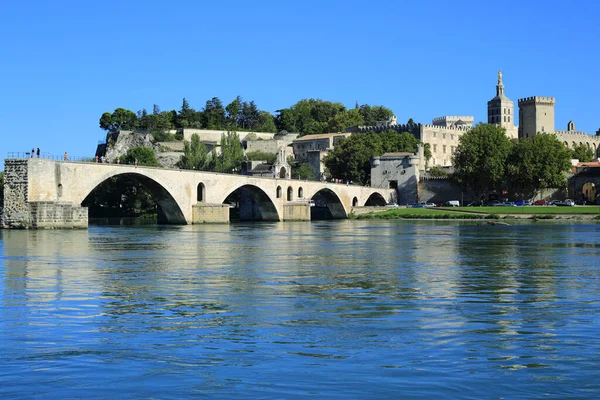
350,71,600,167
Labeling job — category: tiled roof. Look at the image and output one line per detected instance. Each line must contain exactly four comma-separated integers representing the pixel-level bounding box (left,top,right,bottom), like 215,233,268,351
381,152,413,158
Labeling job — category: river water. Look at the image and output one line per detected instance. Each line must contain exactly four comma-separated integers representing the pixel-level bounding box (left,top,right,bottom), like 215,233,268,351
1,221,599,399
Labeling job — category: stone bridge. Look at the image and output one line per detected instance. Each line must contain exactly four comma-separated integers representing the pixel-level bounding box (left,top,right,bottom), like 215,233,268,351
2,158,393,228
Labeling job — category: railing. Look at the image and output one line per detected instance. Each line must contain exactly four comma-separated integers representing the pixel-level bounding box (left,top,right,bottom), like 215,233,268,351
6,152,95,162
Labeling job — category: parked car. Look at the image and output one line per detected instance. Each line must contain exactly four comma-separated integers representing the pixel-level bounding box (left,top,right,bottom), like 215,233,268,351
514,200,532,206
435,202,444,207
555,199,575,206
386,202,399,207
575,199,587,205
466,201,482,207
446,200,460,207
533,199,547,206
423,203,437,208
504,202,517,206
489,201,505,206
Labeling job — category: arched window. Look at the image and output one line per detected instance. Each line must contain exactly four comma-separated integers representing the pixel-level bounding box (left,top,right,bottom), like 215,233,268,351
298,187,303,198
276,186,282,198
197,183,205,202
287,186,293,201
57,184,63,198
352,197,358,207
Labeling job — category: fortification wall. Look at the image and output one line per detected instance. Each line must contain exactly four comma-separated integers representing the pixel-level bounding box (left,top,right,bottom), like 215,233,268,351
418,177,472,204
183,129,275,142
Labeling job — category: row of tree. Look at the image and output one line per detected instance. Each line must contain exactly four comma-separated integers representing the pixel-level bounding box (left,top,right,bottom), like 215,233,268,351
178,132,245,173
452,124,573,200
275,100,394,135
99,98,396,136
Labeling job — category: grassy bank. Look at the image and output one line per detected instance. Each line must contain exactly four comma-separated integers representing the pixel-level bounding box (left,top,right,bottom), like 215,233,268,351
351,208,499,220
351,206,600,220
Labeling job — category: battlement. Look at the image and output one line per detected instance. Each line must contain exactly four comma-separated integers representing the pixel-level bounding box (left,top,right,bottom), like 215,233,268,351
518,96,556,105
351,123,419,134
421,124,471,131
555,131,600,141
432,116,474,122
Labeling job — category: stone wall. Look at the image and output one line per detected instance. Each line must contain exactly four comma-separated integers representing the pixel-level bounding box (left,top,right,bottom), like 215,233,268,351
2,159,29,228
29,201,87,229
418,177,472,205
192,203,230,223
283,203,311,221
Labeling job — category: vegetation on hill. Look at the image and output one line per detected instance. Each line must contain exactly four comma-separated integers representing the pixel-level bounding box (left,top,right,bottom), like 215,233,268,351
245,150,277,164
323,130,419,185
99,98,395,137
571,143,594,162
178,133,245,173
119,147,160,167
275,99,393,136
452,125,572,201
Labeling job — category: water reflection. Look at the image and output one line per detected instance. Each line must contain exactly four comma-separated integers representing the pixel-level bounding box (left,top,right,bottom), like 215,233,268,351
1,221,600,398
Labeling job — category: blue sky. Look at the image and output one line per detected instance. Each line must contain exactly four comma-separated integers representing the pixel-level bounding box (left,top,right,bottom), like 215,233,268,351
1,0,599,166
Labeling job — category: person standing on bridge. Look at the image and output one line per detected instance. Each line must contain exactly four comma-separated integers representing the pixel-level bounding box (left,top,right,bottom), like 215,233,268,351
36,148,40,158
64,152,68,161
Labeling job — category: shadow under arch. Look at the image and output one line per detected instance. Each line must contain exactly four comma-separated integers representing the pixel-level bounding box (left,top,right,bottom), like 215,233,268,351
364,192,387,206
310,188,347,220
81,172,186,224
222,184,280,221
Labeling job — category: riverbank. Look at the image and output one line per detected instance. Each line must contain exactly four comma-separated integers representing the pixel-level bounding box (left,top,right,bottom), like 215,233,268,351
350,206,600,221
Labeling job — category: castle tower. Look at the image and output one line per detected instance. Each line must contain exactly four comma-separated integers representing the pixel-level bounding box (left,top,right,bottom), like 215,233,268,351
517,96,556,138
487,70,517,138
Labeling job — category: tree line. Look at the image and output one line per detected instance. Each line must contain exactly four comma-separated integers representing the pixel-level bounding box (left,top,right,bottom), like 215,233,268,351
452,124,573,201
99,98,395,137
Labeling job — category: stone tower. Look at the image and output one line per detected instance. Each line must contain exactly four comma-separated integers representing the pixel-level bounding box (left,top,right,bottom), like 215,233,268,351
517,96,556,138
487,70,517,138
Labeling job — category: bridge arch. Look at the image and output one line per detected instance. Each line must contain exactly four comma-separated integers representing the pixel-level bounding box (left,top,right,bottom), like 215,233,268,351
287,186,293,201
298,187,303,199
310,188,347,219
220,183,280,221
365,192,387,206
80,171,187,224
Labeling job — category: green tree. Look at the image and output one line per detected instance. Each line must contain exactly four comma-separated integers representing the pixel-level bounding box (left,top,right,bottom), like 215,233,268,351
245,150,277,164
323,130,419,185
99,108,138,132
507,133,572,199
202,97,226,129
225,96,242,128
358,104,394,126
208,132,245,172
571,143,594,162
119,146,160,167
423,143,432,168
179,134,208,170
452,123,513,201
291,163,315,180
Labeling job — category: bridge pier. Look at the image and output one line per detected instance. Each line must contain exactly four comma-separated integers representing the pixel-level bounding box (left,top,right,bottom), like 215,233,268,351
283,203,311,221
192,203,230,224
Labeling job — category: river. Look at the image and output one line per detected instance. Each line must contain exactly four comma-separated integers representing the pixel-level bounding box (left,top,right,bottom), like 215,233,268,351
1,221,599,399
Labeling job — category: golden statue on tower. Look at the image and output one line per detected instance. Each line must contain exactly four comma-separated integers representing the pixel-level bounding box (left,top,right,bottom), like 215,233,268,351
498,70,503,85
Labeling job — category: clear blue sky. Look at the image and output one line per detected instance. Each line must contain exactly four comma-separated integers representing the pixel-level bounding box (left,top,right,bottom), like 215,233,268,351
1,0,599,166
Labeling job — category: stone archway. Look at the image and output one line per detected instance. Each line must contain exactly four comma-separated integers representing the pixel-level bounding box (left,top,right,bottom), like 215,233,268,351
310,188,347,219
352,197,359,207
287,186,293,201
81,172,187,224
582,182,596,204
221,184,280,221
365,192,387,206
279,167,287,179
